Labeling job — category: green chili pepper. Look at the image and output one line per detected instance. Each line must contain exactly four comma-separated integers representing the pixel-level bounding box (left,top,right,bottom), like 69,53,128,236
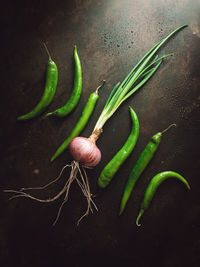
119,123,176,215
46,45,82,117
17,43,58,120
136,171,191,226
51,81,105,162
98,106,139,188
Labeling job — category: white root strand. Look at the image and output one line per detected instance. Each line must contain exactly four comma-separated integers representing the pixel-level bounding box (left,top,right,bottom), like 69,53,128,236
4,161,97,226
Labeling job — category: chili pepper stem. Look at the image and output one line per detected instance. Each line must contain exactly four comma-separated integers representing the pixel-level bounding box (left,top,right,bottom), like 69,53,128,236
136,209,144,227
95,80,106,94
43,42,52,60
161,123,176,134
43,111,56,118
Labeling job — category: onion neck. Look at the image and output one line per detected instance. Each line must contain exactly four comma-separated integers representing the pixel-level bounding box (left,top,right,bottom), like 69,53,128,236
88,129,103,144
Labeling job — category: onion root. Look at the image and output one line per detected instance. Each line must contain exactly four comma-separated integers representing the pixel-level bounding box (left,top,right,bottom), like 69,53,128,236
4,160,97,226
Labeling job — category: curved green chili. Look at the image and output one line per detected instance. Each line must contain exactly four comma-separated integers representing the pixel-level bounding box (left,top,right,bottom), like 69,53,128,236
51,81,105,162
98,106,139,188
17,43,58,120
46,45,82,117
119,123,176,215
136,171,191,226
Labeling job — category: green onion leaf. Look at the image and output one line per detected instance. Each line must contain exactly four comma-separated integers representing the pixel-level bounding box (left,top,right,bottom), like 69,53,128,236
93,25,188,131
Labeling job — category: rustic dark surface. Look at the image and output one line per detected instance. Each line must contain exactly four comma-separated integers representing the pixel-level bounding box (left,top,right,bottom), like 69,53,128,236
1,0,200,266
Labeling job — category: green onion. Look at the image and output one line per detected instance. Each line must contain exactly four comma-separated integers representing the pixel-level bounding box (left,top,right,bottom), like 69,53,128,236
93,25,188,131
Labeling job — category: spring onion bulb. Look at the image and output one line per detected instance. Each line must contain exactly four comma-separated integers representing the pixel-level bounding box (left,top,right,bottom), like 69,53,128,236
69,134,102,167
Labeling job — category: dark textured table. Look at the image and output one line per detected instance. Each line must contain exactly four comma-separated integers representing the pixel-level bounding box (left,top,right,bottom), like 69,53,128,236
1,1,200,266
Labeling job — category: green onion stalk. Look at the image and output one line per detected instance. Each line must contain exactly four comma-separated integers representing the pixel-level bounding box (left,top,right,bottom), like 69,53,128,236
93,25,187,133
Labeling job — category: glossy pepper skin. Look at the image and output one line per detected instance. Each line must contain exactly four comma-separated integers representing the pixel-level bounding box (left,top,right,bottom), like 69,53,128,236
119,132,162,215
48,45,82,118
98,107,139,188
17,56,58,120
136,171,191,226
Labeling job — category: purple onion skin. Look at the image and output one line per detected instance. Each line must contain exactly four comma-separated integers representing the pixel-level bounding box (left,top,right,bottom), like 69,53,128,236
69,137,101,167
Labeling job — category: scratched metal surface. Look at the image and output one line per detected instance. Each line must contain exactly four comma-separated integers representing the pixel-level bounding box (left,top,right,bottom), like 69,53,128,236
1,0,200,266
